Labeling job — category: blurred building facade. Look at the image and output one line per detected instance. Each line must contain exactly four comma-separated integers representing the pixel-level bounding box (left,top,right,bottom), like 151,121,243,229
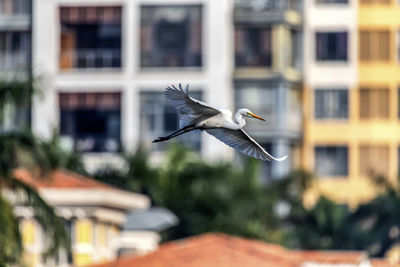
302,0,400,207
25,0,400,203
10,169,151,267
32,0,234,171
0,0,32,129
233,0,303,180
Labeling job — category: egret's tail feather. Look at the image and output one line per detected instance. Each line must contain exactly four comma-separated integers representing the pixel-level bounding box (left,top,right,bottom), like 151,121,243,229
152,137,168,143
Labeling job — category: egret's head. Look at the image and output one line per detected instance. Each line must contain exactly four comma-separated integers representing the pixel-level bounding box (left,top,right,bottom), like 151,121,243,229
239,108,265,121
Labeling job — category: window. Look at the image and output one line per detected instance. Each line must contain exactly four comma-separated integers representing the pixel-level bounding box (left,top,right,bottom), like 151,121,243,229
140,91,202,151
234,0,300,12
360,0,390,5
235,26,272,67
140,5,202,68
359,88,389,119
315,89,348,119
0,31,30,71
398,88,400,118
359,145,389,177
316,0,348,3
398,30,400,63
359,30,390,61
59,92,121,153
315,146,348,177
291,29,301,69
0,0,30,15
316,32,348,61
59,6,122,69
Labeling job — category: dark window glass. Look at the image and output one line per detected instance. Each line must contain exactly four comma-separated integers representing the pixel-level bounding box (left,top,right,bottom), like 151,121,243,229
315,89,348,119
140,91,202,151
140,5,202,68
398,88,400,118
59,92,121,153
316,32,348,61
235,26,272,67
315,146,348,176
59,6,122,69
0,31,29,71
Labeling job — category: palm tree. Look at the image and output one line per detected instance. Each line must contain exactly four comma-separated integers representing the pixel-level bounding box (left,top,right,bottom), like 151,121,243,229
0,76,69,264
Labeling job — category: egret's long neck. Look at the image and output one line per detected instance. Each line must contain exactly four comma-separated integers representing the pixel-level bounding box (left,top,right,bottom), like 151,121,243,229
233,110,246,129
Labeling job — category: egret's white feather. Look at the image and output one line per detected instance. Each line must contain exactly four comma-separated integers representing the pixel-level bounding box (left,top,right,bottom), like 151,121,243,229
160,83,288,162
165,84,220,127
206,128,287,162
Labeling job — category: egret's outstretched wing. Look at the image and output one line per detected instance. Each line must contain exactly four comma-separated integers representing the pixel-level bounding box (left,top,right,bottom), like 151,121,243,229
206,128,287,161
165,84,220,127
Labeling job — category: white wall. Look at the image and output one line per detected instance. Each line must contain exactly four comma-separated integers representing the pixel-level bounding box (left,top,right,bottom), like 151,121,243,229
303,0,358,89
32,0,234,168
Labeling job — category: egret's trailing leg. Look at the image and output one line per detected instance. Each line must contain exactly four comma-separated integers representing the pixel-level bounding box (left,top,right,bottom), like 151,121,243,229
152,124,197,143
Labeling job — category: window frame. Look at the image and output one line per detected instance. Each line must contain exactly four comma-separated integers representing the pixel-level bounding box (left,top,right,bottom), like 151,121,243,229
315,0,349,4
314,145,349,177
358,87,390,120
139,4,203,70
315,31,348,62
314,88,349,120
59,6,123,70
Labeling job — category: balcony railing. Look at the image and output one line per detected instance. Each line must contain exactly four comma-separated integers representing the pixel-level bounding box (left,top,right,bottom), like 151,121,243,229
234,0,301,12
0,52,29,71
59,49,121,70
235,53,272,67
73,136,121,153
0,0,30,16
141,51,202,68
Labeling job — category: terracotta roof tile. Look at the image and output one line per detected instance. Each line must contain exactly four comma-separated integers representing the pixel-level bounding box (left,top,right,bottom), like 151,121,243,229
91,233,298,267
291,250,367,265
370,258,397,267
90,233,394,267
14,168,114,190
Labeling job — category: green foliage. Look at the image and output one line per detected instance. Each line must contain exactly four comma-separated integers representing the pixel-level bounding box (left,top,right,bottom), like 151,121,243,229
94,144,312,244
0,77,70,264
93,144,400,257
0,194,22,263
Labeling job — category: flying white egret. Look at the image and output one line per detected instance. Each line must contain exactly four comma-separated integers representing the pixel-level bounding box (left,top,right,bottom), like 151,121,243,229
153,84,287,161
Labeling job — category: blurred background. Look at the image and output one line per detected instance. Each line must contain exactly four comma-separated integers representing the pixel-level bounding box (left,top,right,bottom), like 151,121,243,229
1,0,400,266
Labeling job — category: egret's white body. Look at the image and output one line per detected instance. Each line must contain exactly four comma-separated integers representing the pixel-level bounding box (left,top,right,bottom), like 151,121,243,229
153,84,287,162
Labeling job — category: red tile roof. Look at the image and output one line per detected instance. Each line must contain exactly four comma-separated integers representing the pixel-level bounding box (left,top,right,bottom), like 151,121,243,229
14,168,113,190
370,259,396,267
90,233,392,267
291,250,367,265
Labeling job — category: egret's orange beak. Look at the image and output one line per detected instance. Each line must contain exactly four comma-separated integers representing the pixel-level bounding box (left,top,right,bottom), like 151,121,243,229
249,113,265,121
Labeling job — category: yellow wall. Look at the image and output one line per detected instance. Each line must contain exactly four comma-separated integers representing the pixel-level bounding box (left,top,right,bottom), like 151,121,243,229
21,219,38,267
303,0,400,207
75,219,93,244
22,219,36,245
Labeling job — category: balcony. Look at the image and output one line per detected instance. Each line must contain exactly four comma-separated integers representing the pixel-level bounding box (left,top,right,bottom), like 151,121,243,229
73,136,121,153
234,0,301,25
59,49,121,70
141,51,201,69
0,0,30,30
0,52,29,71
235,82,302,140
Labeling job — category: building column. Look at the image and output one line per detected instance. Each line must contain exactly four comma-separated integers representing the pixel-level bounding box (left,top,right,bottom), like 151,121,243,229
271,138,291,179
